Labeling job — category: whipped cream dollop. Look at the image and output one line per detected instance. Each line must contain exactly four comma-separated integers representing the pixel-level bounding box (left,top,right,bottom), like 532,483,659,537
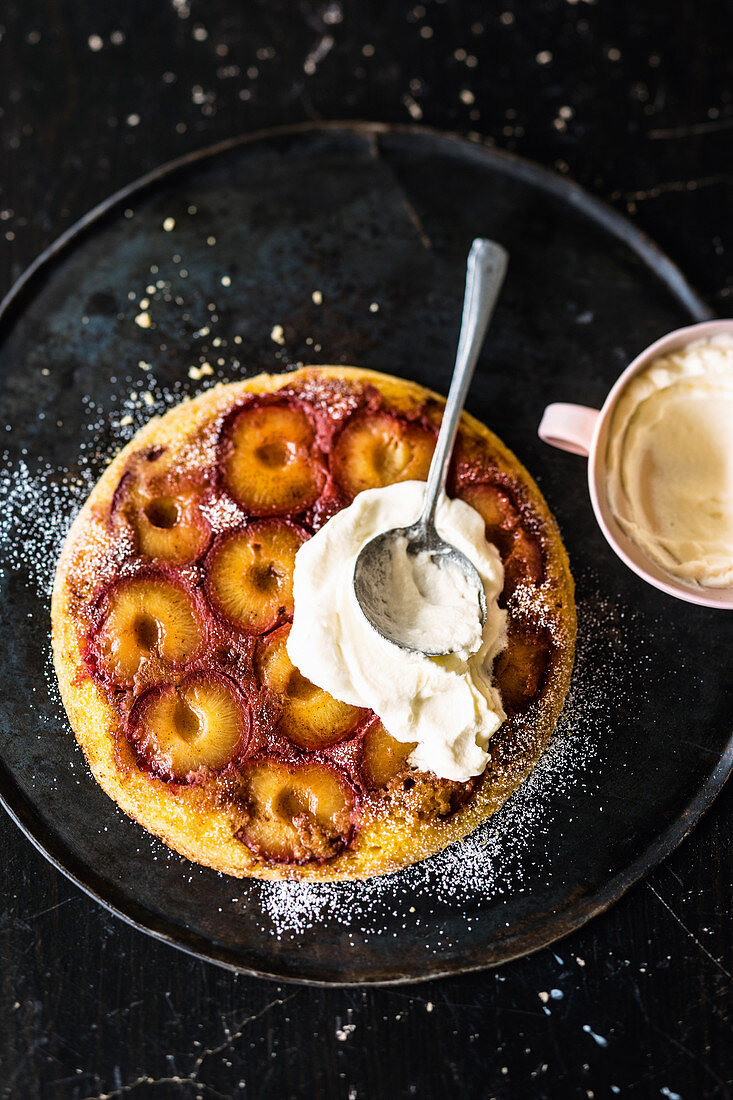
607,333,733,588
287,481,507,782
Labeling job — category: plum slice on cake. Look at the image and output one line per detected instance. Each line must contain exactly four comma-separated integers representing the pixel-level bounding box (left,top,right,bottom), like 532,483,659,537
257,623,364,750
127,670,250,782
361,720,417,790
236,758,356,863
87,571,205,687
458,480,545,596
204,521,306,634
219,398,326,515
331,410,436,497
111,462,212,566
494,624,552,716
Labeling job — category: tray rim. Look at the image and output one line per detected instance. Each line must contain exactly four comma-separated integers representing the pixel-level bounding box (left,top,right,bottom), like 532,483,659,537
0,120,727,987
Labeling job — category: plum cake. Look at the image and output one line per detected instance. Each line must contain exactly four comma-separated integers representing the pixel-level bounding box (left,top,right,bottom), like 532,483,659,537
52,367,576,881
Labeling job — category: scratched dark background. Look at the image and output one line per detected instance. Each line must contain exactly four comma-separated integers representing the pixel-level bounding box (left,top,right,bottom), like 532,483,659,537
0,2,732,1098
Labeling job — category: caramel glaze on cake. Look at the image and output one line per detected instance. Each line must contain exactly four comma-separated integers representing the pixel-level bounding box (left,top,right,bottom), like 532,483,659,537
52,368,576,881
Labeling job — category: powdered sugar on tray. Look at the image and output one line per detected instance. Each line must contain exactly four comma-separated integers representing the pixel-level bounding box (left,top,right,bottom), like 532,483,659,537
0,459,91,596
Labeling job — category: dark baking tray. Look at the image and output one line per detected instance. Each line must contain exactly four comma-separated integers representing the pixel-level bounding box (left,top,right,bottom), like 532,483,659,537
0,123,730,985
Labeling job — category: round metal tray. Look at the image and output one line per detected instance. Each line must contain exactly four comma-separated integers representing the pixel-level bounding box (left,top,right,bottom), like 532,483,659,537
0,123,730,985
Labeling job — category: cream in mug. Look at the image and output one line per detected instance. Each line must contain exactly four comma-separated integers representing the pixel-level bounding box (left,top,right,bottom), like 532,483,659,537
606,334,733,588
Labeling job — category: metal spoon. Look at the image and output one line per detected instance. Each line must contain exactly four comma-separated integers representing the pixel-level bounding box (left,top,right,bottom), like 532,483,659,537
353,238,508,655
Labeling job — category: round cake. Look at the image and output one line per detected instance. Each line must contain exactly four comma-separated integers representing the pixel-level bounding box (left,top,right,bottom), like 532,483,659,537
51,367,576,881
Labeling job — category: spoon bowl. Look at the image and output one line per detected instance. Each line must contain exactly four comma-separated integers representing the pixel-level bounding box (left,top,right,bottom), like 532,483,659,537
353,238,508,654
353,521,489,657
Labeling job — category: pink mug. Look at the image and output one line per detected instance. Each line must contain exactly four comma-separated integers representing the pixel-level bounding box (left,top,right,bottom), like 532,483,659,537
538,318,733,610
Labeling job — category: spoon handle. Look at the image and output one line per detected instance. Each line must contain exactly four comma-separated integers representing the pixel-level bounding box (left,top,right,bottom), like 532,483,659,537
419,238,509,530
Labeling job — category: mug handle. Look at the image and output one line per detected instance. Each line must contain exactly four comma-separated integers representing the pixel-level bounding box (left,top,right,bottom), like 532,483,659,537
538,403,600,458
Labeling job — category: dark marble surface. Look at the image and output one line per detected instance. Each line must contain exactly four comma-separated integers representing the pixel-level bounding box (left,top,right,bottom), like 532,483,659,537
0,1,731,1097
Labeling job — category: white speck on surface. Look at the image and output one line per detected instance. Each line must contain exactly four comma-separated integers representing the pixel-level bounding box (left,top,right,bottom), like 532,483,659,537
312,290,323,305
304,35,334,75
270,324,285,345
402,93,423,120
335,1008,356,1041
221,275,231,287
536,50,553,65
322,3,343,24
87,34,103,51
126,113,141,127
369,302,379,312
162,217,176,232
583,1025,609,1047
460,89,475,105
134,312,151,329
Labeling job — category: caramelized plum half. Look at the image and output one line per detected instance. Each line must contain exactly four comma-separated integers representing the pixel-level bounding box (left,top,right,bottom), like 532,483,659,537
127,671,250,782
220,400,325,515
503,526,545,594
205,521,306,634
112,468,211,566
361,721,416,789
494,625,552,716
237,759,356,863
258,624,364,749
331,411,435,497
89,572,205,686
459,481,544,594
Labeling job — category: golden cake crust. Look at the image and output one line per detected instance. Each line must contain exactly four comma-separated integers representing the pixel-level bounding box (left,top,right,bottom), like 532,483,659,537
51,367,576,881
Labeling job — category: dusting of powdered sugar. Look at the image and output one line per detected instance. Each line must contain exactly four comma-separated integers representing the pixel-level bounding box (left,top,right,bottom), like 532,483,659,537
0,459,93,596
